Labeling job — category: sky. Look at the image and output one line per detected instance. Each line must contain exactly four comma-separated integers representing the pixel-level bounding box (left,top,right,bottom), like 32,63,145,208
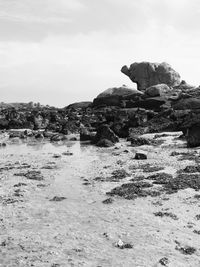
1,0,200,107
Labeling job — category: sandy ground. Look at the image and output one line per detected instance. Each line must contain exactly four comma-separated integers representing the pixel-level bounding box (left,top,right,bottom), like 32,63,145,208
0,132,200,267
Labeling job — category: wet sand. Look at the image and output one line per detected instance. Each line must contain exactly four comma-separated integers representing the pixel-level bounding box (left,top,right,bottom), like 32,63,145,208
0,133,200,267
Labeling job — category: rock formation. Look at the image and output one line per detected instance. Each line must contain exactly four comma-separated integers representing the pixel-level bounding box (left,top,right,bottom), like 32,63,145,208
121,62,181,91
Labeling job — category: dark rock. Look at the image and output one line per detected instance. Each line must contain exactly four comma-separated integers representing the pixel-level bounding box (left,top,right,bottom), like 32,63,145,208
154,211,178,220
107,182,160,199
147,173,173,185
96,139,114,147
93,95,122,107
135,152,147,160
130,136,150,146
80,127,95,141
127,97,166,111
61,121,80,135
94,124,119,145
102,198,113,204
175,245,196,255
0,143,6,147
50,134,67,142
185,123,200,148
62,152,73,156
50,196,67,202
109,169,130,181
0,118,9,129
159,257,169,266
43,131,55,138
35,132,44,139
53,154,61,158
16,170,44,181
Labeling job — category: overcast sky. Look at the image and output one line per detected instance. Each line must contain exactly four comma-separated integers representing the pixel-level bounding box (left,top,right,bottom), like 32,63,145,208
1,0,200,107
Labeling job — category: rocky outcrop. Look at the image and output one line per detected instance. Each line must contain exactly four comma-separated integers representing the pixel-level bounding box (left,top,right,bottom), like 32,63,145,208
121,62,181,91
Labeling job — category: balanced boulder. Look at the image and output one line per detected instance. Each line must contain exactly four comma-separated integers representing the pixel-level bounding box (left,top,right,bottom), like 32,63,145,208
121,62,181,91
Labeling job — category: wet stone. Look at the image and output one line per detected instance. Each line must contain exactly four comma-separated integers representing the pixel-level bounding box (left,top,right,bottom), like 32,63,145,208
50,196,67,202
135,152,147,160
102,198,113,204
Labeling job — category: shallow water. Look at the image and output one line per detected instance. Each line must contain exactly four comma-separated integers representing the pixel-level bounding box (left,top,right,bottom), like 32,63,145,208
1,135,200,266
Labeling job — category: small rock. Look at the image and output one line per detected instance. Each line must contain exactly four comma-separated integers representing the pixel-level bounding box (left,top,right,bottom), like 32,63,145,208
50,196,67,202
115,239,133,249
25,171,43,181
62,152,73,156
0,143,6,147
53,154,61,158
135,152,147,160
159,257,169,266
102,198,113,204
175,245,196,255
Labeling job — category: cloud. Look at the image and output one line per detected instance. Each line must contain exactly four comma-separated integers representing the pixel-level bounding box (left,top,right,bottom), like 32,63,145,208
1,0,200,106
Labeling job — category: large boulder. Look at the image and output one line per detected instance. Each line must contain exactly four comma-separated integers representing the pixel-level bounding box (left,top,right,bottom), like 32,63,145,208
96,85,142,98
93,85,142,107
94,124,119,145
145,84,171,97
121,62,181,91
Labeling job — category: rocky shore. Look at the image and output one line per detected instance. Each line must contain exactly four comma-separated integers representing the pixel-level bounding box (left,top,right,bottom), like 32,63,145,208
1,62,200,266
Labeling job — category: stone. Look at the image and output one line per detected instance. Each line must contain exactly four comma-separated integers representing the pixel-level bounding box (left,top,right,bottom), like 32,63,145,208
35,132,44,139
185,123,200,148
135,152,147,160
80,127,96,141
96,139,114,147
50,134,67,142
145,84,171,97
121,62,181,91
94,124,119,144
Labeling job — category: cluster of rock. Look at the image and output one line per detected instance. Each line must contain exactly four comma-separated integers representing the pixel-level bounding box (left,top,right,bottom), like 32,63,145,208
1,61,200,147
